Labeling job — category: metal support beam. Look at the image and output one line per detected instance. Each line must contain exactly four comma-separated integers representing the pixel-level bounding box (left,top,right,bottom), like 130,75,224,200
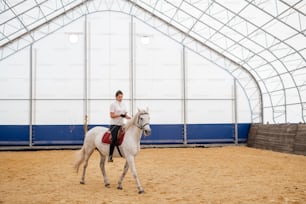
130,15,135,115
29,44,33,147
234,79,238,145
182,46,187,145
84,14,89,133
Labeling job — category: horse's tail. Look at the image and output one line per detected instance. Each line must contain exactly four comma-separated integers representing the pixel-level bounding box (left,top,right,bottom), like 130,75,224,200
74,145,85,173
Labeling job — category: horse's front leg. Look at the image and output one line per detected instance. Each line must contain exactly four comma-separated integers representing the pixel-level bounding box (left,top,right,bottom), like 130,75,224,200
117,161,129,190
99,154,110,187
126,155,144,194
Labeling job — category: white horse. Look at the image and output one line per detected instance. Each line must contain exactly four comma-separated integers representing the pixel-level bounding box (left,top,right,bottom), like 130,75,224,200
74,108,151,194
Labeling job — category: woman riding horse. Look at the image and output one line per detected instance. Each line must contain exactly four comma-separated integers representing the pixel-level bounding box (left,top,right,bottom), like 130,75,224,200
109,90,131,162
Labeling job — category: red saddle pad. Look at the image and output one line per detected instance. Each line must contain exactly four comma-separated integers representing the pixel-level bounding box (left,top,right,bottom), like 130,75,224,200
102,130,125,146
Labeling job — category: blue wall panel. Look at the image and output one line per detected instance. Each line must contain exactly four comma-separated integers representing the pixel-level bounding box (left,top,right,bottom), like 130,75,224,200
0,123,250,146
141,124,184,144
32,125,85,145
187,123,251,144
187,124,235,144
0,125,29,145
238,123,250,143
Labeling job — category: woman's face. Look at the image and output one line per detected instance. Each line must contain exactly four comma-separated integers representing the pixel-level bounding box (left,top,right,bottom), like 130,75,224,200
116,94,123,102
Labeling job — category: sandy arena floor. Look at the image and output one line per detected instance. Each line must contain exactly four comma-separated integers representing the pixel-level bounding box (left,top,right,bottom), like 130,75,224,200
0,146,305,204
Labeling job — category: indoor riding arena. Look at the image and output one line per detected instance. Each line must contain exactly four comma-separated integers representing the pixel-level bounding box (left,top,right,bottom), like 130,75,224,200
0,0,305,203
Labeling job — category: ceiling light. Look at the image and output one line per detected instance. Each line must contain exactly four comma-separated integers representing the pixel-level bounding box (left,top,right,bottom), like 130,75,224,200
140,35,150,45
69,34,79,44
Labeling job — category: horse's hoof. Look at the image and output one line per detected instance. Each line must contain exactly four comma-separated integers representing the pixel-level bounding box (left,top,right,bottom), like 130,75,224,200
105,184,110,188
80,181,85,185
138,190,144,194
117,186,123,190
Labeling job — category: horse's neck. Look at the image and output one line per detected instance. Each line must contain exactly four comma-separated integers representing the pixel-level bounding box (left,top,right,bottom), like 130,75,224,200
125,125,142,143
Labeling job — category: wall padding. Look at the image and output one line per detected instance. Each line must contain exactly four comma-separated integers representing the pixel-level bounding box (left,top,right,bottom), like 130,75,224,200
247,124,306,155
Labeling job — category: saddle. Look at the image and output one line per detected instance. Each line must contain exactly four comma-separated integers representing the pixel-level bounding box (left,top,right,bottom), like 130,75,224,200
102,127,125,146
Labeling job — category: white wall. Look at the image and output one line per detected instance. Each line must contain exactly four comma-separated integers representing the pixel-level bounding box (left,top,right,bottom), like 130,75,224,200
0,11,253,126
0,49,29,125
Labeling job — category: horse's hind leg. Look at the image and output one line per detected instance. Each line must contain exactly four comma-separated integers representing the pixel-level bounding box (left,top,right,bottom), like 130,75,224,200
99,152,110,187
80,147,94,184
117,161,129,190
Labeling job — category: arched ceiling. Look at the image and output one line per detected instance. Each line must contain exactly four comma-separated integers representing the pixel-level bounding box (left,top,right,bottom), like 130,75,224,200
0,0,305,123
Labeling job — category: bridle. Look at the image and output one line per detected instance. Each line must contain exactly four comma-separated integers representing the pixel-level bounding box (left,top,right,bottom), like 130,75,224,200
136,112,150,130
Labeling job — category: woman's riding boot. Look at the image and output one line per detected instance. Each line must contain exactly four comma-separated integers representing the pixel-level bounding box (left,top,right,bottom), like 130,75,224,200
108,155,113,162
108,125,120,162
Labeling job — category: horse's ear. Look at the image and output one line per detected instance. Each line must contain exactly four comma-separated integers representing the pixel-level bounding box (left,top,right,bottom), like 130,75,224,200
137,107,141,112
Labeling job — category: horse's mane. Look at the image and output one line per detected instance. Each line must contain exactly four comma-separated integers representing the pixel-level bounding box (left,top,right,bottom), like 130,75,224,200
125,109,147,130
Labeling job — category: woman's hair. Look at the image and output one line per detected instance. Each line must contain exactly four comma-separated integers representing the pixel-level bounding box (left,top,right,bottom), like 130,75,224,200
115,90,123,97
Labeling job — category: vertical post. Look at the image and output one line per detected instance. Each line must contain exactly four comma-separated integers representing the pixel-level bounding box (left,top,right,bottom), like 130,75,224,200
29,45,33,147
182,46,187,145
84,15,89,134
130,15,135,115
260,92,264,124
234,79,238,145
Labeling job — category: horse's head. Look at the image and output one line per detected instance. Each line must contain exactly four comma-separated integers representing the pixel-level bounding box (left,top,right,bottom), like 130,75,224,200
137,108,151,136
